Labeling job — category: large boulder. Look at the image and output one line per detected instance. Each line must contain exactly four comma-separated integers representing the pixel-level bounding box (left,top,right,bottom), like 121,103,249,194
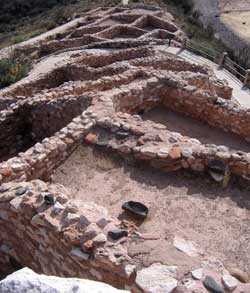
0,267,129,293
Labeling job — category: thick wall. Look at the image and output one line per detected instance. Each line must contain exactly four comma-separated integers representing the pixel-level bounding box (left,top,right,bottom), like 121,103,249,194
0,95,91,163
0,180,133,289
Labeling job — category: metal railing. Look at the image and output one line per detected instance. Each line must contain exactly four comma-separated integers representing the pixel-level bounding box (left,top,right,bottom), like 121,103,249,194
182,38,250,88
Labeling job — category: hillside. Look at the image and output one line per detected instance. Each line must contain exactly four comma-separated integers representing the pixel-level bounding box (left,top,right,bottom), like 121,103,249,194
0,0,120,48
0,0,225,52
192,0,250,66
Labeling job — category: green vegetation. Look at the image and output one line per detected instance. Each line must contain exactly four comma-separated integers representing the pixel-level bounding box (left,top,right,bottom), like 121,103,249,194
164,0,227,55
167,0,194,13
0,0,120,49
0,0,226,55
0,0,241,74
0,54,30,89
238,45,250,69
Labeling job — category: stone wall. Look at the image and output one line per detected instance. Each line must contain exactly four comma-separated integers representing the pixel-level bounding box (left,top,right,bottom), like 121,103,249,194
1,5,250,293
0,110,95,183
85,111,250,179
0,180,132,289
0,95,91,164
2,46,154,98
161,78,250,142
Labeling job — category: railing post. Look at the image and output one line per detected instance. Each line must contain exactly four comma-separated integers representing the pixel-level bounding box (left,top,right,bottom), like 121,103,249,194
219,52,228,68
244,69,250,87
181,37,187,50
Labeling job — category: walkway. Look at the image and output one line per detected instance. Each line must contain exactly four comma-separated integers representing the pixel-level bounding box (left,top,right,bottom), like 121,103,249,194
157,46,250,108
0,16,86,59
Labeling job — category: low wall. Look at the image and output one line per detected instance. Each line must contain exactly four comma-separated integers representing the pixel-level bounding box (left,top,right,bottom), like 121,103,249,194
0,95,91,165
161,78,250,142
0,180,133,289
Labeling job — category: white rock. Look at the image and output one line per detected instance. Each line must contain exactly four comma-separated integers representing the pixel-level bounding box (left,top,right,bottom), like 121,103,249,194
10,196,23,210
173,236,199,257
122,0,129,5
0,268,129,292
125,264,136,278
191,268,203,280
65,213,80,225
136,263,178,293
222,274,238,291
53,201,65,214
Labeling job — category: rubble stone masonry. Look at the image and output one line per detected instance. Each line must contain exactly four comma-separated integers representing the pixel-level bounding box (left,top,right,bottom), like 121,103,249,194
0,4,250,293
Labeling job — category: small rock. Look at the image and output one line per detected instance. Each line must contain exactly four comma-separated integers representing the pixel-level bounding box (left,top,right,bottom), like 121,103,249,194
227,267,249,283
81,240,94,253
53,202,65,214
0,168,13,177
181,148,193,158
222,274,238,291
125,264,136,278
0,185,10,193
203,276,224,293
15,186,28,196
64,213,80,225
191,268,203,280
84,133,97,144
157,148,169,158
43,193,55,205
108,229,128,240
136,263,178,293
169,146,181,159
168,137,178,143
93,233,107,245
173,236,199,257
70,247,89,261
217,146,229,152
116,131,129,139
140,146,157,158
10,197,23,210
31,214,46,226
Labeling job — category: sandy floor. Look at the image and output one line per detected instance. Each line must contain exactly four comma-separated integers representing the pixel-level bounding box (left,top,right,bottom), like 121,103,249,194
53,145,250,272
219,0,250,12
220,11,250,40
143,107,250,152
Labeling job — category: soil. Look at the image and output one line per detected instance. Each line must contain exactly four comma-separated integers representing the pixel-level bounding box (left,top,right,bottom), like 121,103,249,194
219,0,250,12
143,107,250,152
53,144,250,273
220,12,250,40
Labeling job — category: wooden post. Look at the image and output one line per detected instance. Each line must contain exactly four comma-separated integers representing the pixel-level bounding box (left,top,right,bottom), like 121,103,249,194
244,69,250,87
181,37,187,50
219,52,228,68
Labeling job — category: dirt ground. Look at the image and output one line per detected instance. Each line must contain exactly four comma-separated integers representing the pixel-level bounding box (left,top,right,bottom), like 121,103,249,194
143,107,250,152
53,145,250,273
219,0,250,12
220,11,250,41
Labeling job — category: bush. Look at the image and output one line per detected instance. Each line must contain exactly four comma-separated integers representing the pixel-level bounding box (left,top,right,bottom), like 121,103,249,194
0,58,29,89
167,0,194,13
13,35,27,44
238,45,250,69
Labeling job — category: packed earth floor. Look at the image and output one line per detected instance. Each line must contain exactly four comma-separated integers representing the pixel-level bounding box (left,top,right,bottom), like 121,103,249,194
53,145,250,273
1,4,250,293
142,107,250,153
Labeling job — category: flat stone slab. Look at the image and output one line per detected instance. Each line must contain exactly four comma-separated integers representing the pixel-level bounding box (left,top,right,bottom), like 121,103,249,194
173,236,199,257
135,262,178,293
222,274,238,291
